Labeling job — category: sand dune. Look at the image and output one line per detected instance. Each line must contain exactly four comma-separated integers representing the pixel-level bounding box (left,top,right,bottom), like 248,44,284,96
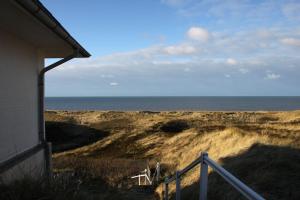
46,110,300,200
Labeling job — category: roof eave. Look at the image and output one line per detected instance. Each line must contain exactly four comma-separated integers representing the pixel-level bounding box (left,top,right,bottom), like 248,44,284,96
14,0,91,58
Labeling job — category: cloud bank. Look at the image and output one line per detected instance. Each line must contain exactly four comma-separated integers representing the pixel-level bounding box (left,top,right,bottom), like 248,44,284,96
46,1,300,96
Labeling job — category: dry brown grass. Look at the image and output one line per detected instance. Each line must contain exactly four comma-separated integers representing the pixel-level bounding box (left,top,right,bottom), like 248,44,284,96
45,110,300,200
0,174,93,200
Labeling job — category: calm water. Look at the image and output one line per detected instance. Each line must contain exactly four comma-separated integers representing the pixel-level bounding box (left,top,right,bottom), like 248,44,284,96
45,97,300,111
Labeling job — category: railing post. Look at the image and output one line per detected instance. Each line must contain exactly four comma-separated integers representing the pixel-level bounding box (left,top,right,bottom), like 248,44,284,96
199,152,208,200
138,175,141,186
176,171,181,200
45,142,53,180
157,162,160,182
164,178,169,200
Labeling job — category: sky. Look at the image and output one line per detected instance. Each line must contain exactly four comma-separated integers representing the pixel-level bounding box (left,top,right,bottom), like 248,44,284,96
41,0,300,97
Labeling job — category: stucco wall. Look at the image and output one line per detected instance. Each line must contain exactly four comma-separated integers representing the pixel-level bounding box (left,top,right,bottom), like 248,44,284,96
0,28,45,178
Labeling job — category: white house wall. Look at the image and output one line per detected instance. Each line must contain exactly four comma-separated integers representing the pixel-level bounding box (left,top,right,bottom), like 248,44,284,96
0,150,45,182
0,28,45,180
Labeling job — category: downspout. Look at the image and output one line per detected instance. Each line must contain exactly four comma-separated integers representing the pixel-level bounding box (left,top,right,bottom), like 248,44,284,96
38,49,79,178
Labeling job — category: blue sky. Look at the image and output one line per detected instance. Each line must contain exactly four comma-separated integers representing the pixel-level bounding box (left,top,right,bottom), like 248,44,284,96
42,0,300,96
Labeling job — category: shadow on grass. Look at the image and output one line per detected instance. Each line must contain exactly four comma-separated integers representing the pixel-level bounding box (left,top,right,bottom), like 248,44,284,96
87,130,158,159
0,172,153,200
46,122,109,153
169,143,300,200
53,156,162,199
147,120,190,137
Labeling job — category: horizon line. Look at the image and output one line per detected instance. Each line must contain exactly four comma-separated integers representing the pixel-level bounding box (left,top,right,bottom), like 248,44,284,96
45,95,300,98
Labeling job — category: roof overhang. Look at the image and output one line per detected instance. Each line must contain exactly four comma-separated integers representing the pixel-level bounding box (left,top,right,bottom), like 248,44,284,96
0,0,90,58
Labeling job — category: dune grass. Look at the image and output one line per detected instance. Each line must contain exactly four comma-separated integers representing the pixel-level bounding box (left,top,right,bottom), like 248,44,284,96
3,110,299,200
45,110,300,199
0,175,89,200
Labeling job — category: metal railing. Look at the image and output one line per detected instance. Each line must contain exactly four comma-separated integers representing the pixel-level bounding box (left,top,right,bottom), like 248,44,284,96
164,152,265,200
131,162,160,186
131,169,152,185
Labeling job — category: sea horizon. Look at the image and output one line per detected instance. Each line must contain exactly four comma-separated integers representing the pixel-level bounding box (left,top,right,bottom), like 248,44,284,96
45,96,300,111
46,95,300,97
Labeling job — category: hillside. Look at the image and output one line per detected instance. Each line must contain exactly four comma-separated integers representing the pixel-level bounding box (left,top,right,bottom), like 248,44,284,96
46,110,300,200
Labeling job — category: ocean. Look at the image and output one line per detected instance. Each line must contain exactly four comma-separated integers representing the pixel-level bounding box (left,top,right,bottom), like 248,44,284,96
45,96,300,111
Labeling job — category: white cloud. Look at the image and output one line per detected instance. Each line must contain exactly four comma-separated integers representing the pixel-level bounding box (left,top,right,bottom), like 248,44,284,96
46,0,300,96
110,82,119,86
239,68,249,74
265,73,280,80
187,27,210,42
101,74,114,78
226,58,237,65
280,38,300,47
48,26,298,89
183,67,191,72
164,44,197,55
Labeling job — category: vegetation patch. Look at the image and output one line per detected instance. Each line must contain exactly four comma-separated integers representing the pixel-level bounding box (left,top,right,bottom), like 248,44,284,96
258,116,279,123
45,110,300,200
46,121,108,152
160,120,190,133
91,118,133,132
176,144,300,200
0,176,87,200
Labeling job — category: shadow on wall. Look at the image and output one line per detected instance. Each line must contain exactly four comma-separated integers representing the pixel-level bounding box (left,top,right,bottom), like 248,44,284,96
170,143,300,200
46,122,109,153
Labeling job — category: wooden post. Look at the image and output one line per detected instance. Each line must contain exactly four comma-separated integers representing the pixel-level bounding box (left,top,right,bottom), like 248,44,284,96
164,178,169,200
176,171,181,200
138,175,141,185
147,164,151,179
199,152,208,200
156,162,160,182
45,142,53,180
